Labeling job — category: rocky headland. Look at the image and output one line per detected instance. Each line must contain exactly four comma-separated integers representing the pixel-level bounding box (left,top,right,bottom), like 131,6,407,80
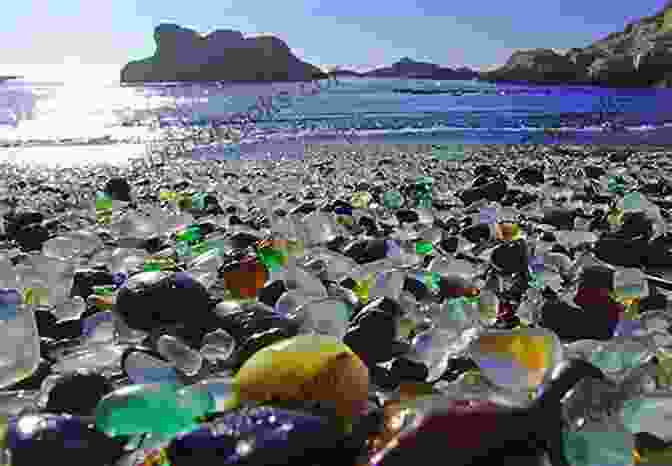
121,24,326,83
480,5,672,87
123,7,672,88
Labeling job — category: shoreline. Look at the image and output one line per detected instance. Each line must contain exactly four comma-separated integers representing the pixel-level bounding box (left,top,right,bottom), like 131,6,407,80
0,140,671,172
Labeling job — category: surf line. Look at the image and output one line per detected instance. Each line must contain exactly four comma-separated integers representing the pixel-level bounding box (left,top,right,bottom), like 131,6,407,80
216,71,355,144
186,70,357,161
238,72,340,127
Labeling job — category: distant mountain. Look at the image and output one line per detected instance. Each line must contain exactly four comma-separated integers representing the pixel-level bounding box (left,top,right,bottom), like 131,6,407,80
362,58,479,80
480,5,672,87
329,69,364,77
121,24,327,83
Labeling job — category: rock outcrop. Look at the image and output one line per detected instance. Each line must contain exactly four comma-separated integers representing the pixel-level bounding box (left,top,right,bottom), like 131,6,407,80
479,49,587,84
121,24,326,83
479,5,672,87
363,57,478,80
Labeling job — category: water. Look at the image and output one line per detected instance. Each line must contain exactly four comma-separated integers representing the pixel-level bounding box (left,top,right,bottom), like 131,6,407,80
2,76,672,166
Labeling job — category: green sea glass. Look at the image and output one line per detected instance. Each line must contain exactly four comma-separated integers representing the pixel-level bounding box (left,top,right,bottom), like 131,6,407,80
415,240,433,255
94,383,215,438
95,192,113,211
191,192,207,211
562,424,634,466
256,245,288,272
431,144,465,161
176,226,201,244
620,395,672,440
382,190,404,209
444,297,469,323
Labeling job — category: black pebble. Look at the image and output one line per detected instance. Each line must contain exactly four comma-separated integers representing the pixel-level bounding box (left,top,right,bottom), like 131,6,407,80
460,179,507,206
45,373,114,417
439,236,459,253
403,277,430,301
369,365,399,390
594,236,649,268
343,239,388,265
540,298,614,342
104,177,132,202
258,280,288,308
13,223,50,251
583,165,605,179
639,292,668,312
609,151,631,163
140,236,166,254
579,266,614,291
228,231,261,250
492,240,529,274
114,271,212,333
390,357,428,382
619,212,653,240
542,208,576,230
515,167,545,185
70,269,115,299
461,224,491,243
396,209,419,224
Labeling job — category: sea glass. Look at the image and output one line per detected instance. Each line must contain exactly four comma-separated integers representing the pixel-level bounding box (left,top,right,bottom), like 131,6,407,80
0,289,40,389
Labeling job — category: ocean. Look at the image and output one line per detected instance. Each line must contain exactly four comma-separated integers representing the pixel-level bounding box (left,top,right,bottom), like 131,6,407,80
2,76,672,166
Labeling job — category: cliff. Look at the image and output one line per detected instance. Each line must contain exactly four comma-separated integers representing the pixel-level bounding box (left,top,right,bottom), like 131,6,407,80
479,49,588,85
479,5,672,87
121,24,327,83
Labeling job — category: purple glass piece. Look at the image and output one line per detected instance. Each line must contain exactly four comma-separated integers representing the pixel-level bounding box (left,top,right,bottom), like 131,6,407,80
112,272,128,287
169,406,332,465
529,256,545,274
0,288,21,321
613,318,644,338
0,288,22,306
82,311,114,338
173,272,197,289
479,207,497,225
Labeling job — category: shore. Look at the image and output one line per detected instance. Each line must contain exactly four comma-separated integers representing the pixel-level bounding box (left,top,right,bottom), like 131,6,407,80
1,139,672,170
1,140,672,466
0,141,670,220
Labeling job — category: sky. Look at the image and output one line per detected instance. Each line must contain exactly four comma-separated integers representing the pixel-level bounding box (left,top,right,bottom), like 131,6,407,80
0,0,667,81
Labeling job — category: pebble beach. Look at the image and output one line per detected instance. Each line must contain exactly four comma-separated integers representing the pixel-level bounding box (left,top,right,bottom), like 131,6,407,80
7,2,672,464
2,139,672,466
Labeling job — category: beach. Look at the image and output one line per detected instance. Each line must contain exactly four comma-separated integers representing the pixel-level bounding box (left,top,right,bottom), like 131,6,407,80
5,4,672,463
1,138,672,465
1,140,671,233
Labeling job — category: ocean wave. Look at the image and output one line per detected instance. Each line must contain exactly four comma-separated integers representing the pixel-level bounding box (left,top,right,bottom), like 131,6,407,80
2,79,672,148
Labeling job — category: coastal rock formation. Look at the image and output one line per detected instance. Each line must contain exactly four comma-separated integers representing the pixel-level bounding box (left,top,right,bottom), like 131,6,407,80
363,57,478,80
121,24,326,83
480,5,672,87
479,49,587,84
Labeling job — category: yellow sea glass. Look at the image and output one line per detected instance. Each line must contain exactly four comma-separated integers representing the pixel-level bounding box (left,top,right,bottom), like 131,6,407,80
235,334,370,420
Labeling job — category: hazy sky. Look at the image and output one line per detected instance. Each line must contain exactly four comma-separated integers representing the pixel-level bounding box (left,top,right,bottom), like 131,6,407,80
0,0,666,79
